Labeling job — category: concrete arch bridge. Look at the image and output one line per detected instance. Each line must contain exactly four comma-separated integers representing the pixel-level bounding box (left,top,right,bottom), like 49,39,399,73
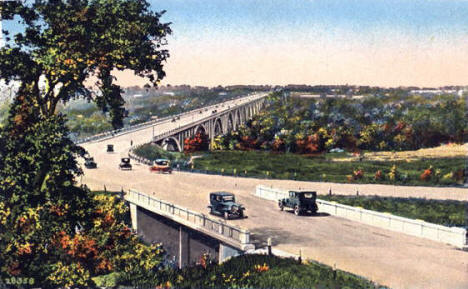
154,96,267,152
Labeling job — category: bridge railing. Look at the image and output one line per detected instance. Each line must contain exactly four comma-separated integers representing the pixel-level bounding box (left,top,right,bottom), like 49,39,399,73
126,189,252,249
152,94,267,142
74,93,265,145
254,185,467,248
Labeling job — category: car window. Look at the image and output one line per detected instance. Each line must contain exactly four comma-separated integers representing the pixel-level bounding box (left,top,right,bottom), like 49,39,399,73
223,196,234,202
216,196,222,201
303,193,314,199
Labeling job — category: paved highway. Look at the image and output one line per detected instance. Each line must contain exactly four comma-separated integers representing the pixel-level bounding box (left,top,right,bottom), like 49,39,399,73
79,93,468,289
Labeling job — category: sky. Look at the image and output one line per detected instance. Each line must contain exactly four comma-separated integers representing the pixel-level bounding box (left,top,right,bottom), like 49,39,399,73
4,0,468,87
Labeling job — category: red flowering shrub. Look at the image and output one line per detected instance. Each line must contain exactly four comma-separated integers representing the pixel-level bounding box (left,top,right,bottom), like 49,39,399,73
420,166,434,181
184,132,209,152
353,169,364,180
374,170,384,181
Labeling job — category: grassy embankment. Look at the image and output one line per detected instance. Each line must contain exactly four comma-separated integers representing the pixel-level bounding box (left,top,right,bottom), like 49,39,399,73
163,254,386,289
190,150,465,187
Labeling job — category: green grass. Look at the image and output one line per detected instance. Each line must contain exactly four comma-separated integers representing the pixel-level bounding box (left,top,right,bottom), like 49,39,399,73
320,195,467,227
190,150,465,187
167,254,386,289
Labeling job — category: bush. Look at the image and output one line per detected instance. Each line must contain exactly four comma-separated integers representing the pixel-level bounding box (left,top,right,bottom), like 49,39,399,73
167,254,383,289
133,143,186,162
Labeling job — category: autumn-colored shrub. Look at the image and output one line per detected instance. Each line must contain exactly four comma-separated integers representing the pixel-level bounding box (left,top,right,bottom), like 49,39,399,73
374,170,384,181
184,132,209,152
420,166,434,181
353,169,364,180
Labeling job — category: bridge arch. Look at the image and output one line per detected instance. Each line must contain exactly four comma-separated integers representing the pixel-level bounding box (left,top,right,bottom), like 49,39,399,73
214,118,223,136
162,137,182,152
194,124,207,136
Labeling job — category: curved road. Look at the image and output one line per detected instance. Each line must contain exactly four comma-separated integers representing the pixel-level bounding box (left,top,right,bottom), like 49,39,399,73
79,93,468,289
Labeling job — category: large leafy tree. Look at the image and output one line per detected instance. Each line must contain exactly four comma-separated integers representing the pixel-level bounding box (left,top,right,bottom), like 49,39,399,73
1,0,170,126
0,0,170,286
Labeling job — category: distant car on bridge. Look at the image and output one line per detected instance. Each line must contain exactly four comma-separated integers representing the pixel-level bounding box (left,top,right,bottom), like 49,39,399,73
279,191,318,216
119,158,132,170
208,192,245,220
149,159,172,174
84,156,97,169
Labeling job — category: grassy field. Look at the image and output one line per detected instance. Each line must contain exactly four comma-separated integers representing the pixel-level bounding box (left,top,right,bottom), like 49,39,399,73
190,150,466,186
320,195,467,227
164,254,385,289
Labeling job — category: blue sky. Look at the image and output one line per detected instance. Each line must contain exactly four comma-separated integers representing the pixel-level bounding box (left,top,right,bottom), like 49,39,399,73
3,0,468,86
153,0,468,43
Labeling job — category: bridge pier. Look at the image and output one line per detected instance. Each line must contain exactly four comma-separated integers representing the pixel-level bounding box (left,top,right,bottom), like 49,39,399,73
130,203,138,231
219,243,242,263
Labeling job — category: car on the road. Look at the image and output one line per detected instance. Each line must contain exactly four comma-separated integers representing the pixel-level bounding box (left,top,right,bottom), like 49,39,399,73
278,191,318,216
208,191,245,220
107,144,114,152
119,158,132,170
84,156,97,169
149,159,172,174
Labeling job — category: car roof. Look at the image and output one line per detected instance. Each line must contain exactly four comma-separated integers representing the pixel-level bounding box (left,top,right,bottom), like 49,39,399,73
290,191,317,194
210,191,234,196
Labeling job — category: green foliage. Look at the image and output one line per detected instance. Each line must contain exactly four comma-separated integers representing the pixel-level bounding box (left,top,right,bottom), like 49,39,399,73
215,94,466,153
320,195,467,227
0,0,170,286
92,272,122,287
192,151,465,187
133,143,187,162
1,0,171,128
167,254,383,289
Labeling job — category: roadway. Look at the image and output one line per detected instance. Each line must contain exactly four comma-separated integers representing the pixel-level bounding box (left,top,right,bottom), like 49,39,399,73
79,93,468,289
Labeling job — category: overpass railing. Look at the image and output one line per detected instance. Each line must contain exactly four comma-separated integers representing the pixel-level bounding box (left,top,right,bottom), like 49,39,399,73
126,189,253,250
254,185,467,248
74,92,265,145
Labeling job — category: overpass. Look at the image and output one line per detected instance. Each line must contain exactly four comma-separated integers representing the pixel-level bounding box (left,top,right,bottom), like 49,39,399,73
153,96,266,152
79,92,468,289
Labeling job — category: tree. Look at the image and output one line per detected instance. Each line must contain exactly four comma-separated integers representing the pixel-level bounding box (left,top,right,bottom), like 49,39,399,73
0,0,170,286
1,0,170,128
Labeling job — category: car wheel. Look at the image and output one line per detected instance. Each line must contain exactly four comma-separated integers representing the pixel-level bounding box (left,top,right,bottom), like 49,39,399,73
224,211,229,220
278,202,284,211
294,205,301,216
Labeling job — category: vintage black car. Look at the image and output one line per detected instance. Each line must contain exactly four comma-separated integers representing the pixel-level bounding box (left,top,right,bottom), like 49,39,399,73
208,192,245,220
119,158,132,170
278,191,318,216
84,156,97,169
107,144,114,152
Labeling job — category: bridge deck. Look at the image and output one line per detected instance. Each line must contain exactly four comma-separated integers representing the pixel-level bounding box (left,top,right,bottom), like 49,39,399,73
79,93,468,289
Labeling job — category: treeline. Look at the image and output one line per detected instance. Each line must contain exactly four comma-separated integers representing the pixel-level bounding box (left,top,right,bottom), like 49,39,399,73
213,92,467,153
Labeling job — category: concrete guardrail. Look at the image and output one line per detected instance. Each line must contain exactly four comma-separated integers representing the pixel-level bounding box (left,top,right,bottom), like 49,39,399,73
255,185,467,248
126,189,253,250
